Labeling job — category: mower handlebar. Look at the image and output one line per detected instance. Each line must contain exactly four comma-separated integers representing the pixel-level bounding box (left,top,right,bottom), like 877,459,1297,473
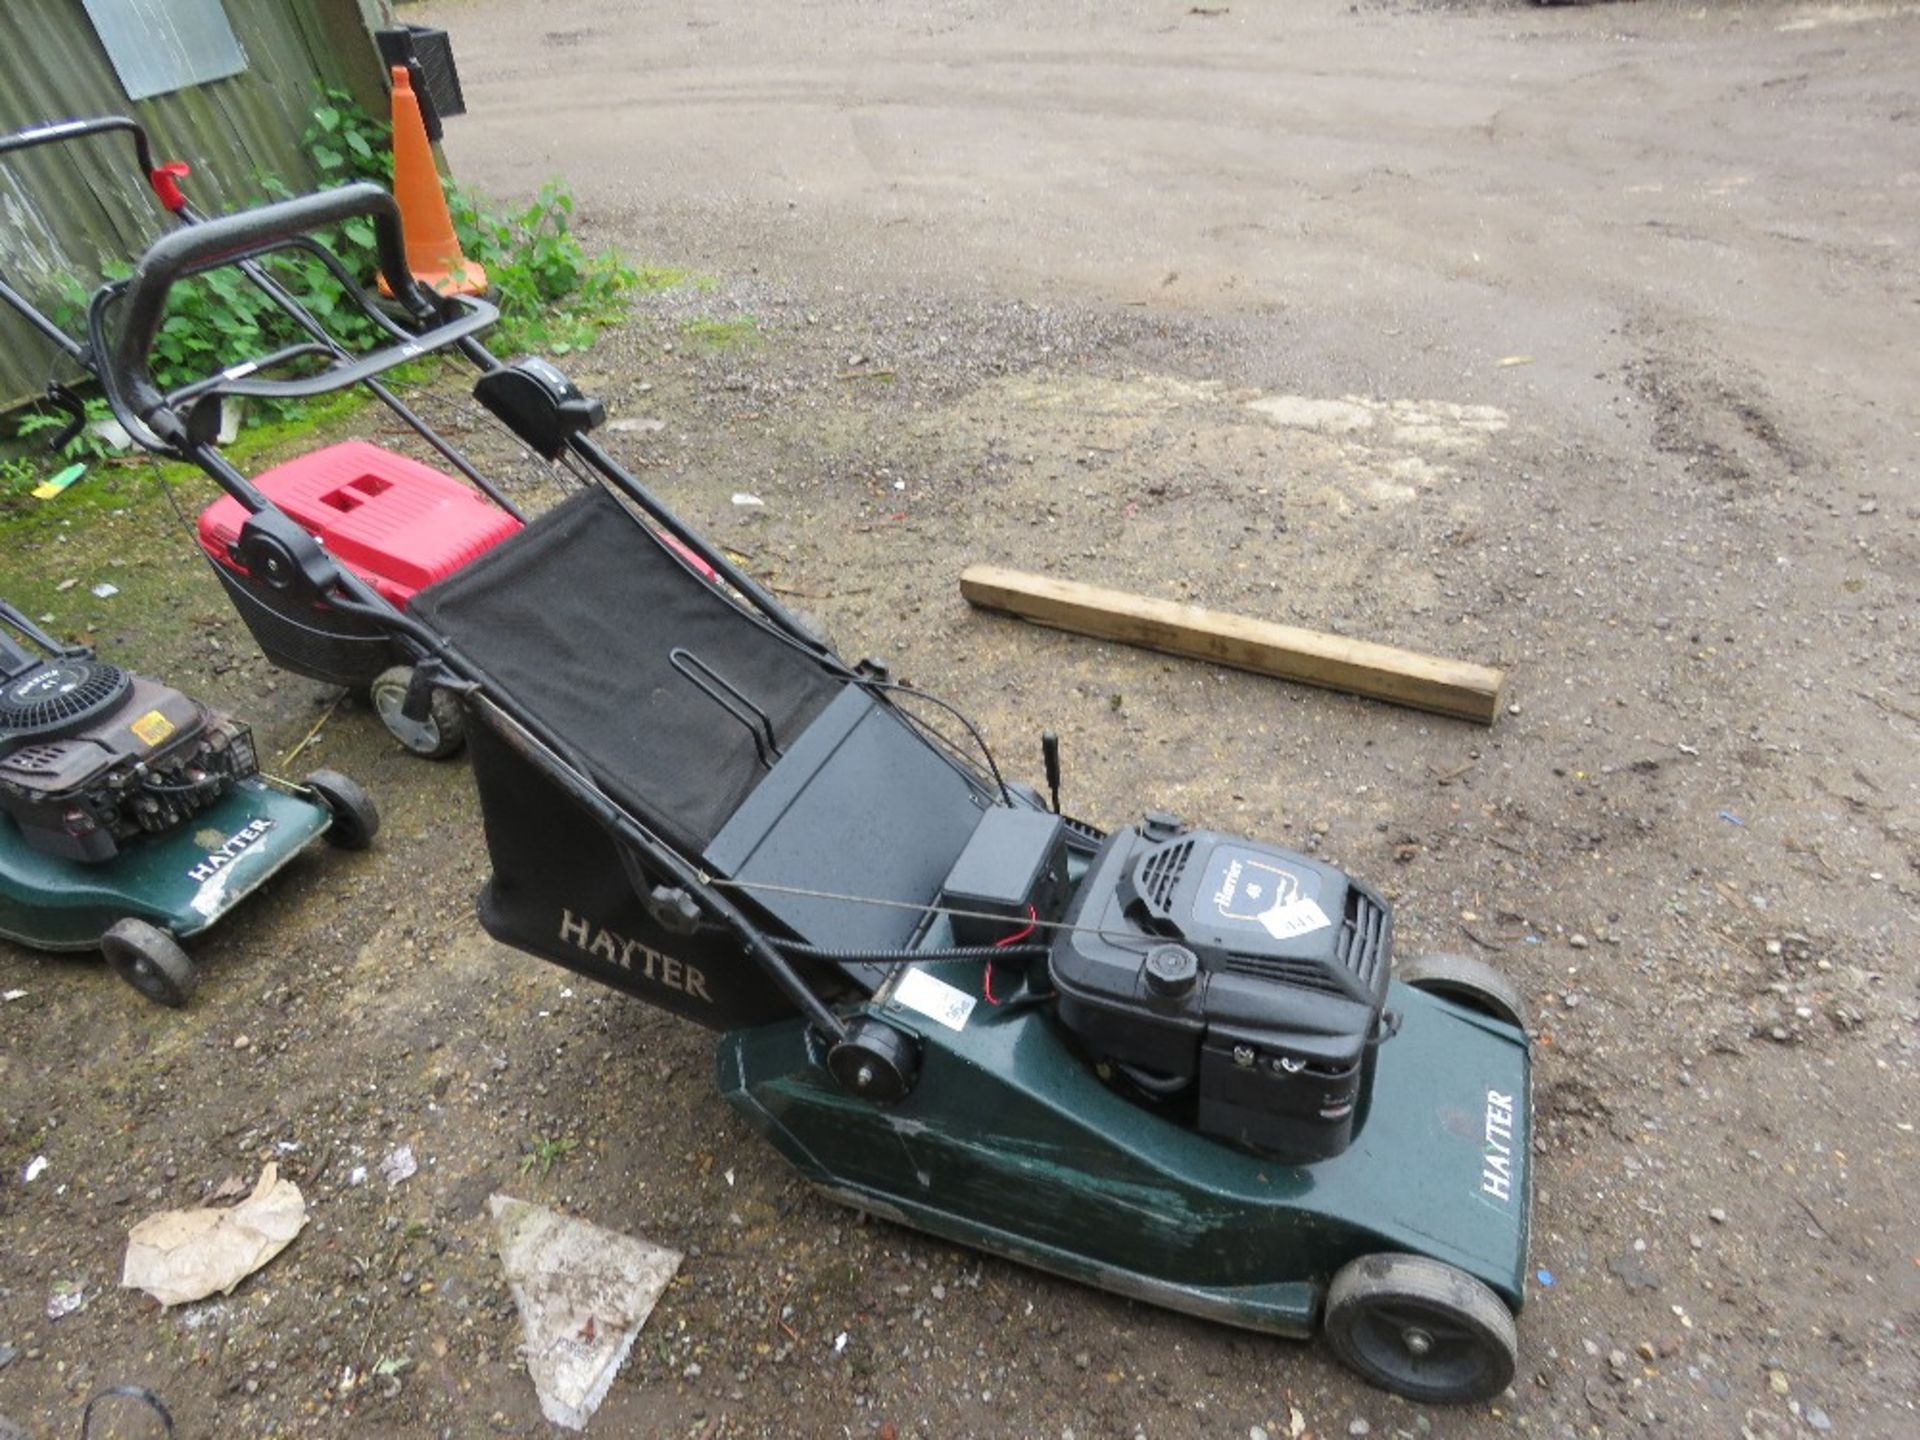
99,182,497,449
116,182,428,347
0,116,156,174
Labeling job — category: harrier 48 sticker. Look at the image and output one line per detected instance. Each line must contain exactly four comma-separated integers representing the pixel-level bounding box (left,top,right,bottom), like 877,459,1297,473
1192,845,1334,942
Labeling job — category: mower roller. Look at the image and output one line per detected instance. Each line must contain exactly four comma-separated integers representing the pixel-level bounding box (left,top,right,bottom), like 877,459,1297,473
18,115,1534,1400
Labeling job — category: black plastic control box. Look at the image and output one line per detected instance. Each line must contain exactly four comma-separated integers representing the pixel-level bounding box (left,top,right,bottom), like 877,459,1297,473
940,806,1070,945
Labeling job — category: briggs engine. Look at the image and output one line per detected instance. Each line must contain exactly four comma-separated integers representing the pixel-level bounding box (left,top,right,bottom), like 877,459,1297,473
1049,817,1393,1163
0,621,257,864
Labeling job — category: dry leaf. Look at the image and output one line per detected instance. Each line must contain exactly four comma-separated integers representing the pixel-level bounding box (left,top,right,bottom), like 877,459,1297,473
122,1164,307,1307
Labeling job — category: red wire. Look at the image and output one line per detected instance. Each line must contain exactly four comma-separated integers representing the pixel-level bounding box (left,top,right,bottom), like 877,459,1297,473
984,906,1039,1006
995,906,1039,948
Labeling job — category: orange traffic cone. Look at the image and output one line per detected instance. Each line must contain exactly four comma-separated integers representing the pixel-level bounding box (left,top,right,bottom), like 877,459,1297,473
382,64,487,297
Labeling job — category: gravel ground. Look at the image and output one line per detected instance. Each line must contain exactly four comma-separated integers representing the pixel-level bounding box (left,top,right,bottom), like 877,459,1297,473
3,0,1917,1437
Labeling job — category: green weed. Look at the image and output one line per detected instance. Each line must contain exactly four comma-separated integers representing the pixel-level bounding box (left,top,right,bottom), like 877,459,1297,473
52,89,646,425
518,1135,578,1177
678,315,760,351
447,180,639,354
13,399,118,463
1,455,40,502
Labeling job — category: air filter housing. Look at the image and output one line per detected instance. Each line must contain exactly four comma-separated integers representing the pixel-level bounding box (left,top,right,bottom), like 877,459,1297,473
0,658,131,739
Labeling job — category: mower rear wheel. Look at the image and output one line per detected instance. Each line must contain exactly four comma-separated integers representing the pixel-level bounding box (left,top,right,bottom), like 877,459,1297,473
1397,952,1526,1030
370,665,466,759
101,919,197,1008
305,769,381,849
1323,1253,1517,1404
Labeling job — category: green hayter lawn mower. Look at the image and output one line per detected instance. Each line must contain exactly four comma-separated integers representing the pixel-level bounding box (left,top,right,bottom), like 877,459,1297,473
0,601,377,1005
71,176,1533,1402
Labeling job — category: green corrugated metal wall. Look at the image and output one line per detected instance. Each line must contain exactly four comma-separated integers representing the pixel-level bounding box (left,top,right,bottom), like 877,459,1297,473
0,0,392,407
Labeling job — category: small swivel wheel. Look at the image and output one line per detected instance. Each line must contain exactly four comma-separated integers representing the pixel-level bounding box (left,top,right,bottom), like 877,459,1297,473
370,664,466,759
1397,952,1526,1030
304,768,381,849
101,919,197,1008
1323,1253,1517,1403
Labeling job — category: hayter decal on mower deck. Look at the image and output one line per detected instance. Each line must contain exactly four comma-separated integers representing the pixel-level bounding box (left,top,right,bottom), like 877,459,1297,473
1480,1088,1519,1205
185,815,282,920
558,908,713,1003
186,817,275,884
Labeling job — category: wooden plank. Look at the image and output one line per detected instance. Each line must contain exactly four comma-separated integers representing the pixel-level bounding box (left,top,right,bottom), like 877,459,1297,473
960,565,1508,726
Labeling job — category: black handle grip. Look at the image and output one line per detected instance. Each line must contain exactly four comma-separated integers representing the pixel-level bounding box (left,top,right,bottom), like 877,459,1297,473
103,182,438,434
0,115,155,173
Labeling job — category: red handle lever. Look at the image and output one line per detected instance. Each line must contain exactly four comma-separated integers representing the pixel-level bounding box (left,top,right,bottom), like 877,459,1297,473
148,161,191,213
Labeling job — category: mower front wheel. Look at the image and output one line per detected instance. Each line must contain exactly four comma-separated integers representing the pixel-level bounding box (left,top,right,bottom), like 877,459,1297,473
1397,952,1526,1030
1323,1253,1517,1404
370,665,466,760
305,769,381,850
101,919,197,1008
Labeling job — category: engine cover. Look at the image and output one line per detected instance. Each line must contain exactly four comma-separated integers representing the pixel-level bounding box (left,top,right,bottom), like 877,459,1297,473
0,670,256,863
1049,822,1393,1163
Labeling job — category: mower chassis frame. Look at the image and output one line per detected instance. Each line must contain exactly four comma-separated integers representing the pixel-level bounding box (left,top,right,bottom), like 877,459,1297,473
0,775,331,951
721,973,1531,1332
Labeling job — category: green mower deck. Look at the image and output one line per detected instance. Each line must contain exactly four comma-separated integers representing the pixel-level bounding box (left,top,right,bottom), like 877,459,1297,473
0,776,332,952
720,969,1530,1337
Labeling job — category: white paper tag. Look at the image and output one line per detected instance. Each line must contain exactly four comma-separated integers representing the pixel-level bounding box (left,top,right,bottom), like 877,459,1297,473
892,968,976,1032
1257,896,1332,941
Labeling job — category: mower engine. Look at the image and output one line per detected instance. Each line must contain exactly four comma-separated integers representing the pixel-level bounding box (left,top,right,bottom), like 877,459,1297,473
0,635,257,864
1049,817,1393,1164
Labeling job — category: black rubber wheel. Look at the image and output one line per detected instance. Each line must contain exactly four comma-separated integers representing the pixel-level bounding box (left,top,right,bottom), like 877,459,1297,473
1397,952,1526,1029
101,919,197,1008
1323,1253,1518,1404
370,664,466,759
304,768,381,849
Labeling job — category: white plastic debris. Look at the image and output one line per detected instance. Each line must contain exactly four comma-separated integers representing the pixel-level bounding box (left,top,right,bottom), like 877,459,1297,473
381,1145,417,1187
90,583,119,599
489,1194,682,1430
21,1156,47,1183
730,492,765,508
47,1284,87,1320
348,1165,369,1187
121,1163,308,1307
2,989,27,1002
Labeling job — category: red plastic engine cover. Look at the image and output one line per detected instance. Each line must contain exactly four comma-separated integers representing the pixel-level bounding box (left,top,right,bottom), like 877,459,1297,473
196,441,521,607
